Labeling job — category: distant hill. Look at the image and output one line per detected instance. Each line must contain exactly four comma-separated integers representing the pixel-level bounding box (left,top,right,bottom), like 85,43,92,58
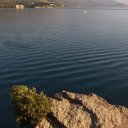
0,0,16,8
49,0,128,7
17,0,128,7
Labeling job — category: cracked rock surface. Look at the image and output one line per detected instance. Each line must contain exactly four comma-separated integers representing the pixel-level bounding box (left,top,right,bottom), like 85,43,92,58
37,91,128,128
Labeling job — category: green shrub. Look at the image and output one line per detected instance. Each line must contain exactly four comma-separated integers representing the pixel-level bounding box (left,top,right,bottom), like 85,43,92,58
10,85,51,128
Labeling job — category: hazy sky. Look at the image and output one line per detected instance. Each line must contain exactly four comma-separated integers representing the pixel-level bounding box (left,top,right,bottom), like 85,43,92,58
115,0,128,4
87,0,128,5
88,0,128,3
91,0,128,4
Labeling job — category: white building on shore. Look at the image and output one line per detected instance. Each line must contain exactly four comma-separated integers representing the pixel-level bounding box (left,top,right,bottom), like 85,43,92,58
16,4,24,9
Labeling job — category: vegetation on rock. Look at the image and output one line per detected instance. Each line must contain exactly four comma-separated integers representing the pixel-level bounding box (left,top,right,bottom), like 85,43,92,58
10,85,51,128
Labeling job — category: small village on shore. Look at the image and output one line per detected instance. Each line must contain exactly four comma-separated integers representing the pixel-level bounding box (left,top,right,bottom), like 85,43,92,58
0,0,65,9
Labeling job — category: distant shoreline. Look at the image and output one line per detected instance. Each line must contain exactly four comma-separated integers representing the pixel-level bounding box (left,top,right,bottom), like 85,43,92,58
1,6,128,10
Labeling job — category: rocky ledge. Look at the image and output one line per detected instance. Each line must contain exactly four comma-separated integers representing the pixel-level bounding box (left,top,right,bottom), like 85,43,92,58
37,91,128,128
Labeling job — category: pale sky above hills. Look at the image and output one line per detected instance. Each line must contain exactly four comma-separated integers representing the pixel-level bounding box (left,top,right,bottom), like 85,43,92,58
115,0,128,4
88,0,128,4
79,0,128,6
63,0,128,6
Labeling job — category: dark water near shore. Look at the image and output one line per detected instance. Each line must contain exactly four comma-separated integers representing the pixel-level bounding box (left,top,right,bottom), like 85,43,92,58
0,8,128,127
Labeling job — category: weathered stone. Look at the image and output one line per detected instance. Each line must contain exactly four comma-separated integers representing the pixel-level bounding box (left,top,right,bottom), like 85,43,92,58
38,91,128,128
36,118,52,128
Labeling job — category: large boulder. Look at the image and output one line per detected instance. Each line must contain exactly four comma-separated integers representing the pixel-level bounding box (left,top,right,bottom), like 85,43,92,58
37,91,128,128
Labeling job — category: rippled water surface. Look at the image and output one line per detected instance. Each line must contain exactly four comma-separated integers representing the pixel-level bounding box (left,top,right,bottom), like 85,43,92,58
0,8,128,127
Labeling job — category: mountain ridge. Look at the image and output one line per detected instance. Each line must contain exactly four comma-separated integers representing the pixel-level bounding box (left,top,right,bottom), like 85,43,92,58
49,0,128,7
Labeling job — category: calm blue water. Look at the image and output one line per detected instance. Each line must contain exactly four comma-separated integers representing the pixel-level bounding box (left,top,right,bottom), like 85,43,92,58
0,8,128,127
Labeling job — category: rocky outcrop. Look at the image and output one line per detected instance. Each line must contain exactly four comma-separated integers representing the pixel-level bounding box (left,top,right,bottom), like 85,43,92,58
37,91,128,128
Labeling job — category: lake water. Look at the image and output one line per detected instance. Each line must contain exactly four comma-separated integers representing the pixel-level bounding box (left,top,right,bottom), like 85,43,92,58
0,8,128,127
